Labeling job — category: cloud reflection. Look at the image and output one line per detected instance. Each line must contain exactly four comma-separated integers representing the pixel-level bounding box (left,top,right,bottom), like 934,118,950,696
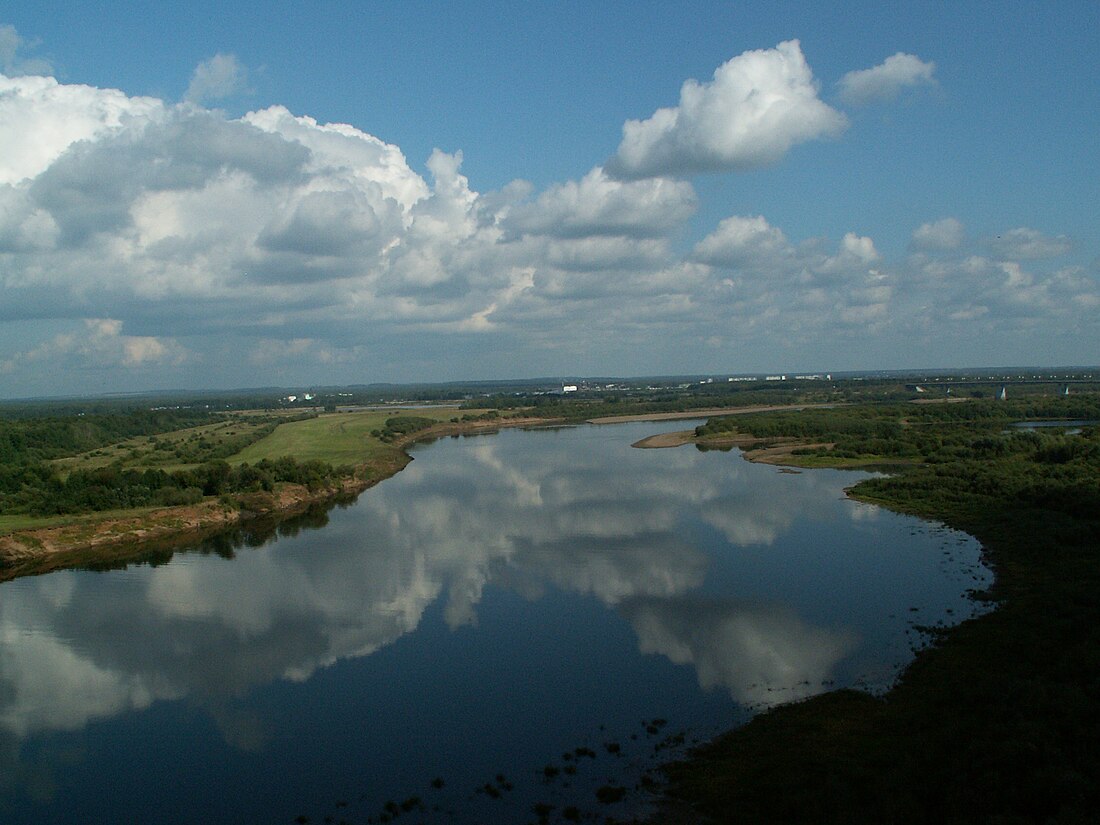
0,425,906,758
621,596,857,707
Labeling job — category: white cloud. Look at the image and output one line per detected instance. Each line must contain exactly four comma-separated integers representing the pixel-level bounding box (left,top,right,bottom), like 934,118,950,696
248,337,338,366
838,232,880,265
987,227,1071,260
0,60,1093,392
692,215,793,269
606,40,846,179
688,215,892,338
0,318,188,374
243,106,429,210
901,238,1100,335
184,53,249,104
0,73,165,185
837,52,936,106
506,166,696,238
911,217,964,251
0,23,52,77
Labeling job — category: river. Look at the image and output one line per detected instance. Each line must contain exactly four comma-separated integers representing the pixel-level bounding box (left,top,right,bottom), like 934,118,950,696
0,421,991,823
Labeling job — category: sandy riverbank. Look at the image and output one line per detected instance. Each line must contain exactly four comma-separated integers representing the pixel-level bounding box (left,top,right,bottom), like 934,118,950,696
632,427,835,466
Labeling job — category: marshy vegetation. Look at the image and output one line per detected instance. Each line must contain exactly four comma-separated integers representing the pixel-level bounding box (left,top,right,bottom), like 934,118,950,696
661,394,1100,823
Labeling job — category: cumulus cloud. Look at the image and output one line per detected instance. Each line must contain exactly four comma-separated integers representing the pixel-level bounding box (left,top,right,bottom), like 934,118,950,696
837,52,936,106
692,215,793,269
987,227,1071,260
899,221,1099,339
0,318,188,374
911,217,964,251
684,215,892,343
0,73,164,185
692,215,883,278
606,40,846,179
506,166,696,238
0,23,52,76
184,53,249,104
0,58,1093,393
247,337,338,366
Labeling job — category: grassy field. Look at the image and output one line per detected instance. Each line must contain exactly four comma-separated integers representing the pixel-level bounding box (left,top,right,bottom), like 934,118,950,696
50,415,281,475
229,408,470,466
3,408,476,538
45,407,475,476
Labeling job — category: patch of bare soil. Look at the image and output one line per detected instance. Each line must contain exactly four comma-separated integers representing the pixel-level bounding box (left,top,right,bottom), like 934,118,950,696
632,430,697,448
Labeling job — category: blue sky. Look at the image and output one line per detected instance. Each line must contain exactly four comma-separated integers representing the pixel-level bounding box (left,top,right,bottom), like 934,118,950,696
0,1,1097,396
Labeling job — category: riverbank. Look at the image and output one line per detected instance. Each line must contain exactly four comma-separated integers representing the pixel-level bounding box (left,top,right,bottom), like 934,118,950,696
648,413,1100,823
0,415,556,580
633,428,846,467
588,402,840,425
0,474,374,580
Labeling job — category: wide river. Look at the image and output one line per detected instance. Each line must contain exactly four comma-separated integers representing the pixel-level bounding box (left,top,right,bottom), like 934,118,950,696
0,421,990,824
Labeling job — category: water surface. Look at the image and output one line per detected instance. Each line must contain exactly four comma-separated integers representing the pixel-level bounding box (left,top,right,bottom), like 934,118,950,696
0,421,990,823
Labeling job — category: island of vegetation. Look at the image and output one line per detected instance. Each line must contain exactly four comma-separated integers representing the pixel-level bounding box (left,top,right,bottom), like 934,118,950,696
1,372,1098,822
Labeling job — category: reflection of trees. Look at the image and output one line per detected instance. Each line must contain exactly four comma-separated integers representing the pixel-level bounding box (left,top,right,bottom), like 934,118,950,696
72,502,337,573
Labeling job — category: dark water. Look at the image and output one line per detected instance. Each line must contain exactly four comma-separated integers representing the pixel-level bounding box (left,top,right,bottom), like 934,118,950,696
0,422,991,824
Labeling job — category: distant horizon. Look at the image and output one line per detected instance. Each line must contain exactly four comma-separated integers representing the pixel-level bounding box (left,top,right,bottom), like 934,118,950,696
1,3,1097,397
3,363,1097,405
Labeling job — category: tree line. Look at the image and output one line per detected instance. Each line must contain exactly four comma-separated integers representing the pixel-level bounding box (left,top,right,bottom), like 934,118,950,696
0,409,350,518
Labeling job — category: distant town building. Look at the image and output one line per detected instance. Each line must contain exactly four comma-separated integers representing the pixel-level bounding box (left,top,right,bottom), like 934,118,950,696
562,384,578,393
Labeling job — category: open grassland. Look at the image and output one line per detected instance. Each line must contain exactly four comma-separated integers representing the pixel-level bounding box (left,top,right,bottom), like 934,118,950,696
230,408,474,466
51,415,282,475
1,407,487,542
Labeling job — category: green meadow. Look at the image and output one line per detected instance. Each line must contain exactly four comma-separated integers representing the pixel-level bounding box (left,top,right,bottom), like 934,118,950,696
230,408,467,466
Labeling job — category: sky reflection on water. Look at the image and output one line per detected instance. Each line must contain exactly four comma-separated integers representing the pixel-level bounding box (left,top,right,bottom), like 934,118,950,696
0,421,991,823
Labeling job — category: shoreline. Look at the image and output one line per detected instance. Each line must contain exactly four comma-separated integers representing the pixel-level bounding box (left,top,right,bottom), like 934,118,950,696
0,414,559,580
647,438,1098,822
587,402,840,425
0,412,813,577
633,427,841,467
